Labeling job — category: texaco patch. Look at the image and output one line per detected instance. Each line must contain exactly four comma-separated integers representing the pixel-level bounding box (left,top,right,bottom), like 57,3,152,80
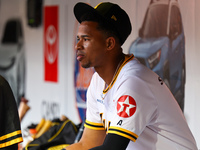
117,95,136,118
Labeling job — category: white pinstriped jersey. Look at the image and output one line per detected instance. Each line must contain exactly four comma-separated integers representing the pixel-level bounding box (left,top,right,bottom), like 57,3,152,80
85,54,197,150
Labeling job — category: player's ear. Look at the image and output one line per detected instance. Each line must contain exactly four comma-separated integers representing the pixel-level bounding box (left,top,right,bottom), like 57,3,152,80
106,37,115,50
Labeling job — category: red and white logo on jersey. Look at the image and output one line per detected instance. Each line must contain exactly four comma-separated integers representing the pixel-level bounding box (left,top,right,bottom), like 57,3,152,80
117,95,136,118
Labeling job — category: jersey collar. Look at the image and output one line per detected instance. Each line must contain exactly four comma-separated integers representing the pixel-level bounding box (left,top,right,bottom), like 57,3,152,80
103,54,134,94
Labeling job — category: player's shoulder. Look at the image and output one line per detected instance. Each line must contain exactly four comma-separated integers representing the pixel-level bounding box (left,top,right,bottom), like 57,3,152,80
121,58,148,76
124,58,157,76
120,58,160,89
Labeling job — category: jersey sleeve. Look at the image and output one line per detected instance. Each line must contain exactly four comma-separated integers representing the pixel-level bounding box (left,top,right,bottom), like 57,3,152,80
108,76,158,142
0,75,23,148
84,73,104,130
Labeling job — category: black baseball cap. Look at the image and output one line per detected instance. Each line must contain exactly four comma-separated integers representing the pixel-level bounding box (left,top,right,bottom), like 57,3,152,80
73,2,132,45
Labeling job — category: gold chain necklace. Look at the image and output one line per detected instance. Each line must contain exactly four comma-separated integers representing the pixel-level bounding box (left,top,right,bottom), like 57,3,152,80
100,54,134,100
101,57,124,99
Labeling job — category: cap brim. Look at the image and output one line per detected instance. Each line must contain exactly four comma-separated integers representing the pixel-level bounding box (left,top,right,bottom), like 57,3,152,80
74,2,98,23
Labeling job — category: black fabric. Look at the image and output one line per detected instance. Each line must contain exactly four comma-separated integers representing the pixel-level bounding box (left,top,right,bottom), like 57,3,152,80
89,133,130,150
0,75,22,149
0,144,18,150
24,119,79,150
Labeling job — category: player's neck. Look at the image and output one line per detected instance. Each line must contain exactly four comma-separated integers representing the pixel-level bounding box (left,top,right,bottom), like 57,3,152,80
96,53,125,86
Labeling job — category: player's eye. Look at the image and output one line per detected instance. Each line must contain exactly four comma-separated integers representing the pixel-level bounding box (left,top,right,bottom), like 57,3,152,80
83,38,89,41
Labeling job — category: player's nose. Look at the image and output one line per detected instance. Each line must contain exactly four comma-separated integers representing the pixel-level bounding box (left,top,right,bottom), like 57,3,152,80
75,39,83,50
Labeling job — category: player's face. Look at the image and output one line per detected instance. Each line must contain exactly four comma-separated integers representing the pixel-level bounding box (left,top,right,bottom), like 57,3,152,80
75,21,107,68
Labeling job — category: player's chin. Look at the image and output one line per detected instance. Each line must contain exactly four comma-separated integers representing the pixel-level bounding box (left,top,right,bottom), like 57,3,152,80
80,62,91,69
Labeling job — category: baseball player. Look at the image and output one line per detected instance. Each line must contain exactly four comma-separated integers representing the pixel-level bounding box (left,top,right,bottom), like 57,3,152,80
66,2,198,150
0,75,23,149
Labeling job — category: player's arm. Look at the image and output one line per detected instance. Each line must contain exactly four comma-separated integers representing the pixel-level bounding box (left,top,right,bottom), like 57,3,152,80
89,133,130,150
65,127,106,150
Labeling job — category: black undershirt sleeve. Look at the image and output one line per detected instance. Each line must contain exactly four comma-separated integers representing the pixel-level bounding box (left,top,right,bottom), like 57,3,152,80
89,133,130,150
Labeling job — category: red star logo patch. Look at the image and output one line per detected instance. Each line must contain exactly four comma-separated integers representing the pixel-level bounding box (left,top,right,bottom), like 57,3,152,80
117,95,136,118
